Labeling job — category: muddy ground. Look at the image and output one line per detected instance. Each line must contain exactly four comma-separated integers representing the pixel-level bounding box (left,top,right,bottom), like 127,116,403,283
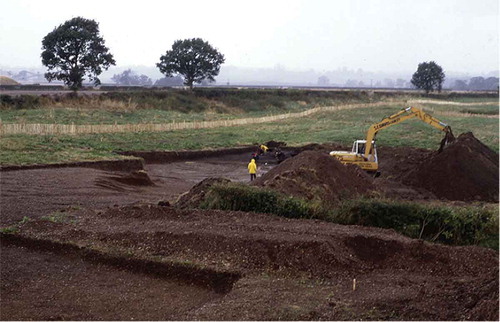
0,146,434,226
1,144,498,320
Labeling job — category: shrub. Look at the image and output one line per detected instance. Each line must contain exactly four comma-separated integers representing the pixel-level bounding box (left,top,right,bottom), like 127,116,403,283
0,95,41,110
200,183,328,220
333,198,498,249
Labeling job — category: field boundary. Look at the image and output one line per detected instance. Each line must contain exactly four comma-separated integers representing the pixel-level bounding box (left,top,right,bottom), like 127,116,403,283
0,101,397,136
409,99,499,106
0,158,145,172
2,99,497,136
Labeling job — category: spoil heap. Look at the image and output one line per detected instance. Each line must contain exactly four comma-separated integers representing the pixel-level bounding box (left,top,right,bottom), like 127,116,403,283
0,76,20,85
404,132,499,202
252,150,373,202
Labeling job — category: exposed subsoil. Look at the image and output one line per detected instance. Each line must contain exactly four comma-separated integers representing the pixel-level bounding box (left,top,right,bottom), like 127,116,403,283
2,205,498,320
1,139,498,320
1,241,222,321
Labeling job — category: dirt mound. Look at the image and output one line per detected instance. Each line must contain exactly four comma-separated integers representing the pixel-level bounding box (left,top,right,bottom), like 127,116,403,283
175,177,231,209
252,150,373,202
95,170,155,191
265,140,286,148
0,76,20,85
404,132,499,202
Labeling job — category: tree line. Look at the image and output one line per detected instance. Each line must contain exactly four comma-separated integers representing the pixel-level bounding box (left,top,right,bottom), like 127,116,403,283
40,17,463,94
451,77,499,91
41,17,224,91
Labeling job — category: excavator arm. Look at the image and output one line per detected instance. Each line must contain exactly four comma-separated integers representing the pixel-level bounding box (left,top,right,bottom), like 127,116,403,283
363,106,454,160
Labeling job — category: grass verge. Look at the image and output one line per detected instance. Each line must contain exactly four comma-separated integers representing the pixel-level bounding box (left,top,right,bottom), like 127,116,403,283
201,183,499,249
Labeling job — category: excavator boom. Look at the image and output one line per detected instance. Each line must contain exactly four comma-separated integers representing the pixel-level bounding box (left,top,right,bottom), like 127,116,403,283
330,106,454,173
363,106,454,160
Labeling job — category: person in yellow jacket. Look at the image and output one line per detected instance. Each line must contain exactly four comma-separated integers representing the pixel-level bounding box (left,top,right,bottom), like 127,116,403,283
248,158,257,181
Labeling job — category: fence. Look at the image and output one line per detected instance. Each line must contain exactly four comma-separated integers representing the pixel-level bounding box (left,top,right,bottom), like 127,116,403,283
0,101,396,136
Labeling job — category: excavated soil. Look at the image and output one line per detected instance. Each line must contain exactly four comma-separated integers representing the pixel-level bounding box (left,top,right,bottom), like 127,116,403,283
1,140,499,320
1,205,498,320
404,132,499,202
252,150,374,203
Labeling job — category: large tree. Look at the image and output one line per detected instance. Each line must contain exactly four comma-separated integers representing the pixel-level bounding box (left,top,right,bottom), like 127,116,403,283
41,17,115,91
157,38,225,89
411,61,445,93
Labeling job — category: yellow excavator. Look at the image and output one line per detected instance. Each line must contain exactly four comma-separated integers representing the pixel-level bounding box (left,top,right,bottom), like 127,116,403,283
329,106,455,175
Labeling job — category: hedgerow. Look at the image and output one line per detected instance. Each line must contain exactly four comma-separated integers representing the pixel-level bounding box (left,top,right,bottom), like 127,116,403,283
200,183,498,249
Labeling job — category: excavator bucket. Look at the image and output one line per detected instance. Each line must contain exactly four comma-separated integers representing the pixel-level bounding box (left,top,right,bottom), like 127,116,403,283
438,127,455,153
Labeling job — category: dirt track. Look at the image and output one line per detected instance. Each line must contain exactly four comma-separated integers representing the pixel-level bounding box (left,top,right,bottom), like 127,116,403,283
1,145,498,320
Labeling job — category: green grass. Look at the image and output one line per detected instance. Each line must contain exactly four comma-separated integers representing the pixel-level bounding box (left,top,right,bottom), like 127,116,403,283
419,103,499,115
0,102,313,125
416,94,499,103
196,183,499,249
0,216,31,234
0,88,379,123
1,103,498,165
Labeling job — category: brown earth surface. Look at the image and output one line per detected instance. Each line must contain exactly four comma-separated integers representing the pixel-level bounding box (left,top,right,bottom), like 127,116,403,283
2,205,498,320
1,141,499,320
252,150,374,203
404,132,499,202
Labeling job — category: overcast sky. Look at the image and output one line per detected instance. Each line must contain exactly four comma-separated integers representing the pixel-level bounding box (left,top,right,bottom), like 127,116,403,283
1,0,498,74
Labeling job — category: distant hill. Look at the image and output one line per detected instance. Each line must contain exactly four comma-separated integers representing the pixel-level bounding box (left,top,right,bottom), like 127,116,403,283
0,76,20,85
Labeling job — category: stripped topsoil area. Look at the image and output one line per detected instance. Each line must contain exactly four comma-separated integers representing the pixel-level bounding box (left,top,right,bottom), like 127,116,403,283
1,135,499,320
2,204,498,321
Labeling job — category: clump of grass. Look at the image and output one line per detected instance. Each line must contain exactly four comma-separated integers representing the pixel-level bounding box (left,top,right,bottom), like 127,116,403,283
41,206,80,223
0,216,31,234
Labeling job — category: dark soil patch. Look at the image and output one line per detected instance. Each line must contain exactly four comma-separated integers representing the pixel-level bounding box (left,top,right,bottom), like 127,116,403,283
403,132,499,202
265,140,287,148
0,158,144,172
0,243,220,321
252,150,374,203
95,170,155,191
4,204,498,320
118,146,256,163
1,233,240,294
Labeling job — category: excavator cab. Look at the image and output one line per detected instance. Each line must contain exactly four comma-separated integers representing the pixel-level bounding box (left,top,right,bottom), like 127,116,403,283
352,140,377,162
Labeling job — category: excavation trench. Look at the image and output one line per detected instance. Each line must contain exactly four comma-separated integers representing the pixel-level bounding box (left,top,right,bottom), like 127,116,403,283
0,233,241,294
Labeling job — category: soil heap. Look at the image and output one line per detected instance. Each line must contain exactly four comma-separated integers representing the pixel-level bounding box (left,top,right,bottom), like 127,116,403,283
0,76,20,85
252,150,373,202
176,177,231,209
265,140,286,148
403,132,499,202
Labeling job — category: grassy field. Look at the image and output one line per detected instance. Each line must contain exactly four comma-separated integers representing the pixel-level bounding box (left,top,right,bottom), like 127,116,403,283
1,98,498,165
0,101,313,125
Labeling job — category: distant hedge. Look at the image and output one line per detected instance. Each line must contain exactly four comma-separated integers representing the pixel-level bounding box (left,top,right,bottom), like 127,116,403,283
0,88,497,111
